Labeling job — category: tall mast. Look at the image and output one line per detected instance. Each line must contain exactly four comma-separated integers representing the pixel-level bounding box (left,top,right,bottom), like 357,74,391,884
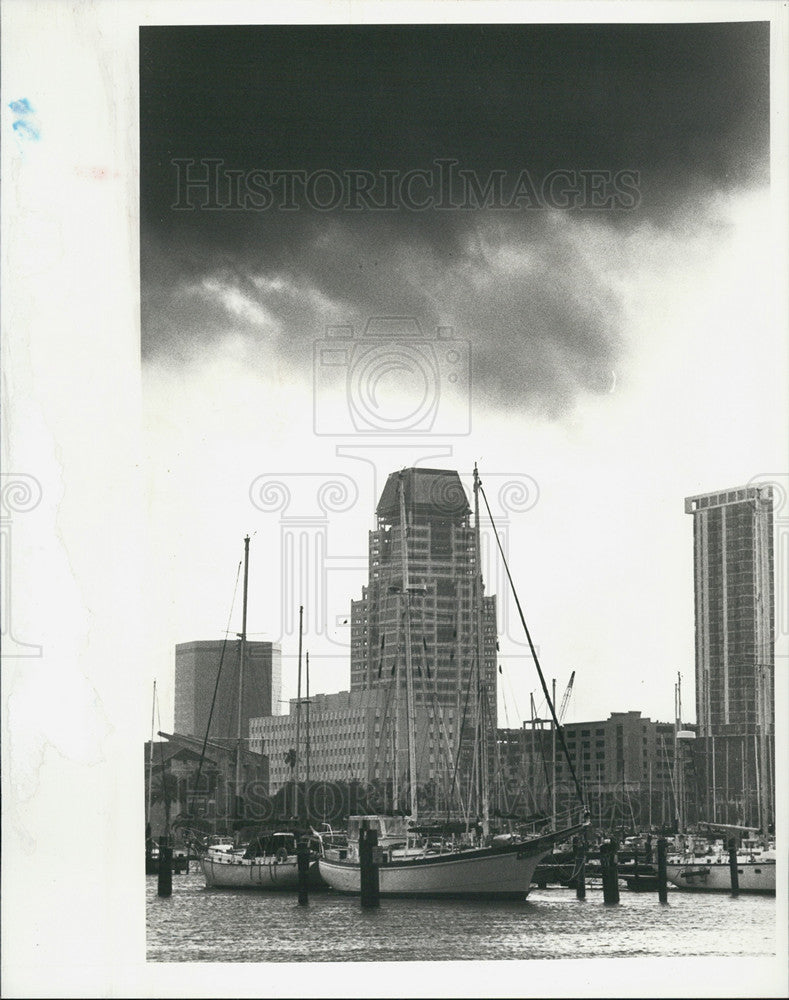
473,464,489,837
235,535,250,816
295,604,303,820
390,591,401,813
305,650,311,786
398,471,419,825
674,672,683,833
147,679,156,829
551,677,557,830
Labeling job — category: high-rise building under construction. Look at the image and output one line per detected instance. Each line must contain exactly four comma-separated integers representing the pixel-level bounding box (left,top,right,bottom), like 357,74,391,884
349,468,497,807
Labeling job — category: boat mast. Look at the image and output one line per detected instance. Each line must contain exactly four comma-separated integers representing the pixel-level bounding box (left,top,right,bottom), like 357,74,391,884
473,464,490,838
398,471,419,825
551,677,557,831
674,672,683,833
295,603,303,820
235,535,250,819
305,650,311,787
147,679,156,827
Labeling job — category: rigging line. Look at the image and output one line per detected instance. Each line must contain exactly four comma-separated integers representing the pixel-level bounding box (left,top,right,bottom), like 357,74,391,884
372,673,396,778
660,735,678,822
502,665,523,729
479,483,586,811
500,672,511,730
372,594,399,777
370,643,395,793
189,558,243,820
444,653,476,829
421,602,467,821
155,692,171,835
414,599,460,819
531,716,553,818
479,679,503,817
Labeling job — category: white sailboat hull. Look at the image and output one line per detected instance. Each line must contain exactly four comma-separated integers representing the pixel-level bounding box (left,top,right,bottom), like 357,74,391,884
319,831,570,900
200,853,323,890
666,860,775,894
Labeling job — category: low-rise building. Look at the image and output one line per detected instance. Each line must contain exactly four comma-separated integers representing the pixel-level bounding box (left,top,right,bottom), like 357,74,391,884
497,711,698,831
250,688,457,802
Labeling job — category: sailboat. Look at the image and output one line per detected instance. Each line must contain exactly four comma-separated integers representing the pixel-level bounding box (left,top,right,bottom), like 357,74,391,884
658,673,776,895
145,679,158,875
145,680,188,875
318,466,588,899
665,832,776,894
199,537,324,890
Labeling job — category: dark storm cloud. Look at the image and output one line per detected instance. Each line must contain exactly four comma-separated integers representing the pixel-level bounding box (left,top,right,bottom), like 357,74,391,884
140,21,769,413
140,22,768,212
142,209,622,414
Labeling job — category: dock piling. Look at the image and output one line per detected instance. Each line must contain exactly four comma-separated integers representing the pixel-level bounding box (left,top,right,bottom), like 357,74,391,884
656,837,668,903
157,835,172,898
297,838,310,905
574,835,586,901
601,840,620,904
359,822,380,909
728,838,739,895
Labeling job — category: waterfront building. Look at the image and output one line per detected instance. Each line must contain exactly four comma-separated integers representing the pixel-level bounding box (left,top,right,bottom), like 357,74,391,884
497,712,695,832
685,485,775,830
349,467,498,802
174,640,282,744
144,731,267,835
249,688,455,812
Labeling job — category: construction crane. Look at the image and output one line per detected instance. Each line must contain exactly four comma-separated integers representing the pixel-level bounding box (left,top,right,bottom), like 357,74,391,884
558,670,575,724
528,671,576,727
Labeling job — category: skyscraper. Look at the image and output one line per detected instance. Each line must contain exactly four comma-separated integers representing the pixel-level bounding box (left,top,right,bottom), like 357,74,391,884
685,485,774,830
174,640,282,744
350,467,497,806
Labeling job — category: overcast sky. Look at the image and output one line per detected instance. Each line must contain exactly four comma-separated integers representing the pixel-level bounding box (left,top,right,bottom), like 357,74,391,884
138,21,785,731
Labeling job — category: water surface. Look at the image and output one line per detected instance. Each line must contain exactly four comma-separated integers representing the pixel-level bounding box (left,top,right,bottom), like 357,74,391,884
147,872,776,963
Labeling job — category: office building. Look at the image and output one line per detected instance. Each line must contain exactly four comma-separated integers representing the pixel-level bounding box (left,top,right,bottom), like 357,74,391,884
174,640,282,744
685,485,775,829
249,688,451,801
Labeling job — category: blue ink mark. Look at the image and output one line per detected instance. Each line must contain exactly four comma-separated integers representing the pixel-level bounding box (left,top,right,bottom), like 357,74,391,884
13,119,40,142
9,97,33,116
9,97,40,144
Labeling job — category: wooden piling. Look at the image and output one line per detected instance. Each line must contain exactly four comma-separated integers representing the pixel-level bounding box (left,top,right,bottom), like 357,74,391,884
157,835,172,898
297,838,310,905
656,837,668,903
601,840,619,904
574,835,586,901
728,837,739,895
359,824,380,908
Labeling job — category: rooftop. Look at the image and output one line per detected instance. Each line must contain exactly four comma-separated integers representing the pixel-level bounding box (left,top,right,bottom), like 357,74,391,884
376,467,470,523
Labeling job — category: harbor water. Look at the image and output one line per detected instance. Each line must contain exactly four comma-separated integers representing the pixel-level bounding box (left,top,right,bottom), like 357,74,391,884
147,871,776,963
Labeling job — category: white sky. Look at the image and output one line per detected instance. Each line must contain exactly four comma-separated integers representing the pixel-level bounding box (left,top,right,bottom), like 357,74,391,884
142,185,788,731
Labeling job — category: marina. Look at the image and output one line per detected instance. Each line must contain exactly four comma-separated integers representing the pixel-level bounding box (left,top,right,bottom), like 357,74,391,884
146,870,776,963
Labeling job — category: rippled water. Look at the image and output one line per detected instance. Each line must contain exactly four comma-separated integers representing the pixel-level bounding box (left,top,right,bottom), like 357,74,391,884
147,871,776,963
